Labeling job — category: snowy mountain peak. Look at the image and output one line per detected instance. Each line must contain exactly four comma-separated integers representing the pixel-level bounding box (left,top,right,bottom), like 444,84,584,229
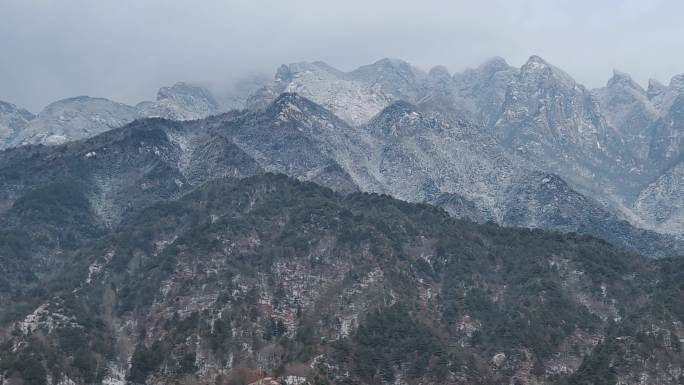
608,69,644,92
275,64,293,82
605,70,647,100
668,73,684,92
42,96,131,114
309,61,346,76
248,61,397,126
428,65,451,79
3,82,230,149
521,55,553,73
157,82,217,105
368,57,415,71
523,55,548,68
519,55,578,89
597,67,656,143
137,82,220,121
647,78,667,100
611,68,632,80
354,57,425,78
477,56,511,73
285,61,339,76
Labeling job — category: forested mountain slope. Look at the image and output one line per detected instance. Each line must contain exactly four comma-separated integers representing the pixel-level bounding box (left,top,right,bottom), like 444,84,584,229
0,174,682,385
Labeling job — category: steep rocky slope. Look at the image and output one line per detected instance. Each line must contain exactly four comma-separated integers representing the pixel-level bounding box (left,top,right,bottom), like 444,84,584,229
0,174,682,385
248,95,680,257
248,57,684,239
644,74,684,170
593,70,657,167
490,57,623,188
595,72,684,234
633,160,684,235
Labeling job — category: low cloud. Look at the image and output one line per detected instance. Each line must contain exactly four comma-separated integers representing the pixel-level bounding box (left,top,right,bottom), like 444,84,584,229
1,0,682,111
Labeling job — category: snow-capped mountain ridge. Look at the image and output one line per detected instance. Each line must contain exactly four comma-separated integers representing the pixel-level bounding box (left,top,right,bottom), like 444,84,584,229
2,82,242,149
2,55,683,239
246,56,684,238
1,92,679,257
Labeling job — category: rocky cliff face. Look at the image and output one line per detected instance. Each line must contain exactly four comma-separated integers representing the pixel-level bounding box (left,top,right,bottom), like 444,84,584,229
492,56,616,177
594,70,656,165
633,160,684,235
595,71,684,234
646,77,684,173
450,56,518,125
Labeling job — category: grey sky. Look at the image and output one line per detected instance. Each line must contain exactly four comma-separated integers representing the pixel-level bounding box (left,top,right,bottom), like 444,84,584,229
1,0,682,112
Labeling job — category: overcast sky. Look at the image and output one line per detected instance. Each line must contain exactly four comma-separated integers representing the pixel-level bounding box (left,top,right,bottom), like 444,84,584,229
1,0,683,112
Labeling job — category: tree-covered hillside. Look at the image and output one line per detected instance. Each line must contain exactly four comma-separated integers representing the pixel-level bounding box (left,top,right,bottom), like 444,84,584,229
1,174,681,385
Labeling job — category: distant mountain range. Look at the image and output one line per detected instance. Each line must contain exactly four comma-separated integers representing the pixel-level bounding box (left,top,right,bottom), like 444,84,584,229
246,57,684,240
1,57,683,256
0,56,683,385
